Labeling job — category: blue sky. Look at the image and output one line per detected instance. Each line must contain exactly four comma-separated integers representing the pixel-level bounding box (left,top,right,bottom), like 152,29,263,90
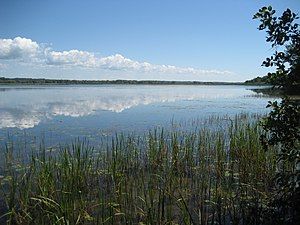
0,0,299,81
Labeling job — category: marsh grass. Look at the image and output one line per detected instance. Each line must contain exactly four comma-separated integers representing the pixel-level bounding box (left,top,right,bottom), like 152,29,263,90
0,114,277,224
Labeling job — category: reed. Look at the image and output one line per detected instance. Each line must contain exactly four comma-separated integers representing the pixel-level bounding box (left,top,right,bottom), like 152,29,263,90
0,114,277,224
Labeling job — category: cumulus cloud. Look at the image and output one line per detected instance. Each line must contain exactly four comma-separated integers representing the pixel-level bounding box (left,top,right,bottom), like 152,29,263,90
0,37,39,60
46,50,97,67
0,37,233,76
98,54,232,75
44,51,232,76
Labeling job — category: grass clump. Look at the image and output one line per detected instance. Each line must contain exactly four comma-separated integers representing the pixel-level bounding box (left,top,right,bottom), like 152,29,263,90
0,115,277,224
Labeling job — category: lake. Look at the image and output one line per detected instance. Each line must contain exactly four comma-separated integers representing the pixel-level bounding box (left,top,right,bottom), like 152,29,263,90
0,84,275,146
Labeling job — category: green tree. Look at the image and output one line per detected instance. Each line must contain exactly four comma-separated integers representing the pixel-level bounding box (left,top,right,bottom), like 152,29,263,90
260,99,299,224
254,6,300,225
253,6,300,93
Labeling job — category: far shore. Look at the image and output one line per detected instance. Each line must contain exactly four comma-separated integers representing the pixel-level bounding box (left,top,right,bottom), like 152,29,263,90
0,77,267,86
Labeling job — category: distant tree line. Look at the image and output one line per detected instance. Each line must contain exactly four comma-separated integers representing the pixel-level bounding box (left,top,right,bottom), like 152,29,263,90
0,77,245,85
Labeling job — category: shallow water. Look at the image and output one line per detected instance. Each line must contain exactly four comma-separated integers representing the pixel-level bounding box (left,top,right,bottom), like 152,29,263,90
0,84,275,146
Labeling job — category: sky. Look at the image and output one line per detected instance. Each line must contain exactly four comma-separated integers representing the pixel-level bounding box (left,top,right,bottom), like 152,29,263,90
0,0,299,82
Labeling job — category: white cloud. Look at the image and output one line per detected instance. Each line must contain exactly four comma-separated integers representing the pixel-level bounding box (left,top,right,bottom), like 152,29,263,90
98,54,231,75
46,50,97,67
0,37,39,60
0,37,233,76
99,54,142,70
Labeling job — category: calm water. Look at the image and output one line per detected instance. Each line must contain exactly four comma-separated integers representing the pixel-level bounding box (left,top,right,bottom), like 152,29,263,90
0,85,275,146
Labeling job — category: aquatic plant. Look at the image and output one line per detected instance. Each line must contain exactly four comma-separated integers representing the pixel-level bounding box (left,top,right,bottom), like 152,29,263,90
0,115,277,224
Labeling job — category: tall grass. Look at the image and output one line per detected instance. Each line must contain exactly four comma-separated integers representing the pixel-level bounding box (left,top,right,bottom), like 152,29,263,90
0,115,277,224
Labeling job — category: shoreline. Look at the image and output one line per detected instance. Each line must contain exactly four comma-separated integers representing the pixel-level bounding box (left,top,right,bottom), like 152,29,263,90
0,77,265,86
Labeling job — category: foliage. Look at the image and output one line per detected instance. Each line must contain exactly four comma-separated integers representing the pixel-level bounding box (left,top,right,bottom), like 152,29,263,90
254,6,300,224
253,6,300,93
260,99,300,224
261,99,300,151
244,75,270,85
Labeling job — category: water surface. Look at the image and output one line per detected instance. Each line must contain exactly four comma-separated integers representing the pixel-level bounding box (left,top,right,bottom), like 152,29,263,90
0,84,275,146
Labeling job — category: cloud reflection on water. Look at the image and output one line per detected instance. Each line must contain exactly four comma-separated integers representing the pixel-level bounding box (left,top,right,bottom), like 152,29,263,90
0,85,255,129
